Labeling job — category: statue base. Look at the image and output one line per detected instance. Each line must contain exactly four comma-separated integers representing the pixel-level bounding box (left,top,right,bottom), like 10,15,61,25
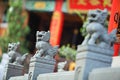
3,63,23,80
74,45,114,80
28,57,56,80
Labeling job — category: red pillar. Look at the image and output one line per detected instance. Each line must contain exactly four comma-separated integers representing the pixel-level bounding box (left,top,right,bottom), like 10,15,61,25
108,0,120,56
50,0,64,46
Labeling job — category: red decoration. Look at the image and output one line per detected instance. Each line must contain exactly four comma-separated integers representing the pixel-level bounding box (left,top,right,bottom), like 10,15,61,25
108,0,120,56
50,0,64,46
68,0,112,12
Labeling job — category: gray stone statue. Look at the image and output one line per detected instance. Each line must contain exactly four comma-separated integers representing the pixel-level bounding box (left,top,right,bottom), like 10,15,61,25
13,53,29,65
33,31,58,59
7,42,30,66
8,42,21,63
82,9,116,48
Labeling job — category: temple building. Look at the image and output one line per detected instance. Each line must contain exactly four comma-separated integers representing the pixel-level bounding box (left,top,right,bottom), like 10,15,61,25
0,0,112,53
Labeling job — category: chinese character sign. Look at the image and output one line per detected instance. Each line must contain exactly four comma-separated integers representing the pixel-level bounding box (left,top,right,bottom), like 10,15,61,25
67,0,112,12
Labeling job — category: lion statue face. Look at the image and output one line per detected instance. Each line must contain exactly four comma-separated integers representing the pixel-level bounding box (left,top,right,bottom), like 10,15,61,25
8,42,20,52
36,31,50,42
87,9,108,24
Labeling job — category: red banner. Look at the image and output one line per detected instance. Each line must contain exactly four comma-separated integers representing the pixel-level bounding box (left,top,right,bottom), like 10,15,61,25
108,0,120,56
67,0,112,12
50,11,64,46
50,0,64,46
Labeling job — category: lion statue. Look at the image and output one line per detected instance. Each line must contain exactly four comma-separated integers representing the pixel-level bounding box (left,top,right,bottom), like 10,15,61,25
82,9,116,48
33,31,58,59
7,42,21,63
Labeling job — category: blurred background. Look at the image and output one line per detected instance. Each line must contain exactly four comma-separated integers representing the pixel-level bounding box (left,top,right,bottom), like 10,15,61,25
0,0,112,71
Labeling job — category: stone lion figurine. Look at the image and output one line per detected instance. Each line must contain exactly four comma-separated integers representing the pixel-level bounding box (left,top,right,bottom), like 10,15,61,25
7,42,21,63
82,9,116,48
33,31,58,59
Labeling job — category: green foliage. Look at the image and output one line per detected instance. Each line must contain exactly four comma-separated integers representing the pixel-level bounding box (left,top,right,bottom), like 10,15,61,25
59,44,77,61
75,11,87,37
0,56,1,62
0,0,30,53
80,21,88,37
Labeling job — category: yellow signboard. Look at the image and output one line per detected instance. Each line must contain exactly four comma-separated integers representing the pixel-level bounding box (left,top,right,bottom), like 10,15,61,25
34,2,46,9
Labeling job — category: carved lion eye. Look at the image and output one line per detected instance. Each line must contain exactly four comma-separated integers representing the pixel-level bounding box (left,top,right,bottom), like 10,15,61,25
38,35,42,37
91,14,96,18
8,46,11,48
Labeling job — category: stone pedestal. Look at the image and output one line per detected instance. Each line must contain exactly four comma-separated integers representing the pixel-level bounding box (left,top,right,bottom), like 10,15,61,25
74,45,113,80
89,67,120,80
28,57,56,80
37,71,74,80
3,63,23,80
112,56,120,67
9,74,28,80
